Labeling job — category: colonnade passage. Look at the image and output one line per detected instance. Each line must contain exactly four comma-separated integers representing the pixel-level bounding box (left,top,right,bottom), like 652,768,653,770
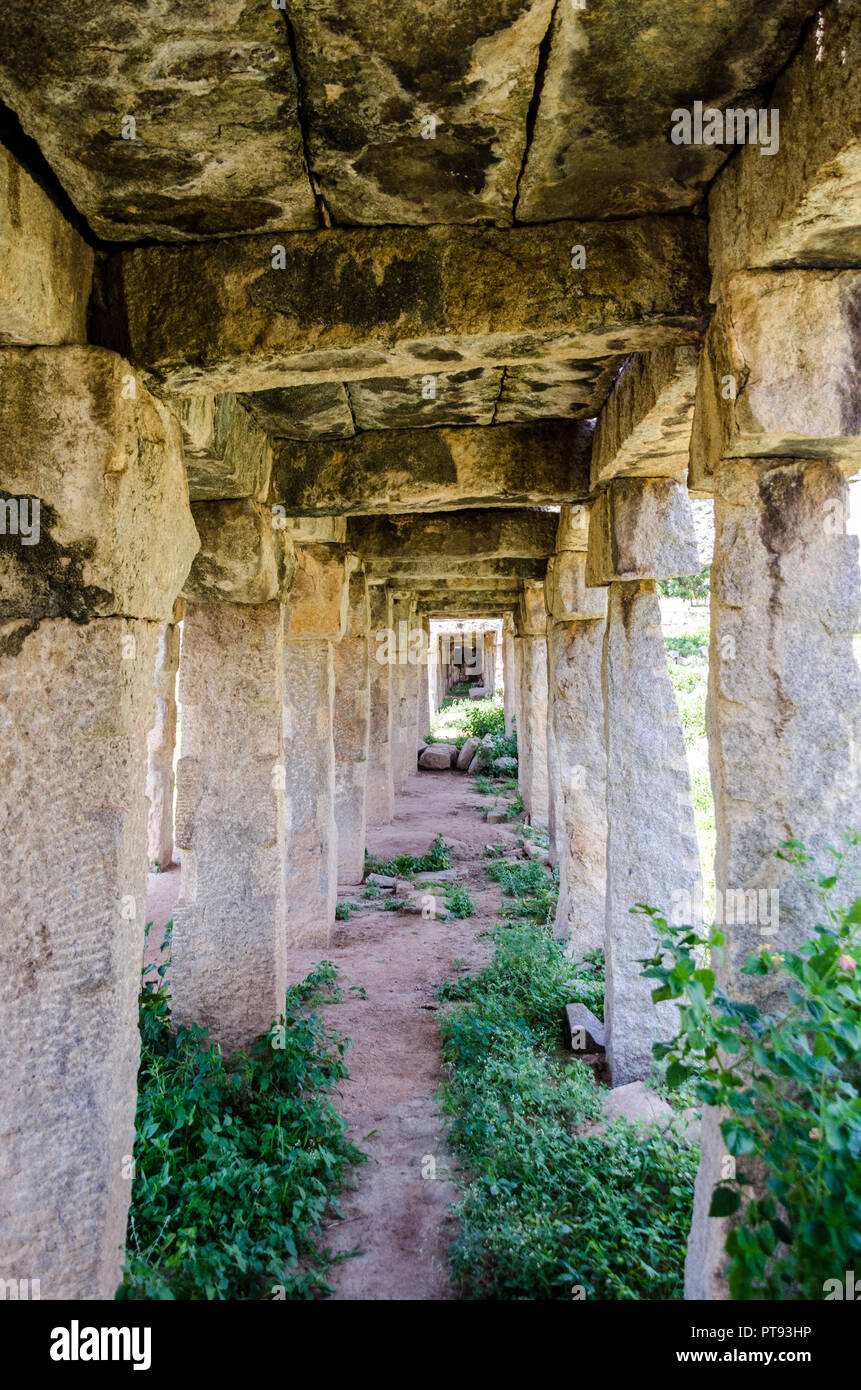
0,0,859,1304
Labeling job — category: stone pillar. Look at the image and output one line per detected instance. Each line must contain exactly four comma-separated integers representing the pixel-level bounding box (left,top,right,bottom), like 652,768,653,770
282,544,352,946
514,583,549,825
390,593,415,793
333,570,370,885
502,614,516,737
406,610,422,773
427,625,439,716
145,603,182,870
545,509,608,953
587,478,702,1086
366,584,394,825
418,615,431,736
0,345,198,1300
172,601,287,1046
483,630,497,695
685,457,861,1299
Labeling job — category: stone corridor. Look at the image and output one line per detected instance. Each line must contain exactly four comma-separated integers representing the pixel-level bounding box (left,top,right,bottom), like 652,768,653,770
0,0,859,1303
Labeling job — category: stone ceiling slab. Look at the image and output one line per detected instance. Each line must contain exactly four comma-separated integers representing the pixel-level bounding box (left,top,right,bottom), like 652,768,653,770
516,0,821,222
101,217,708,395
494,357,627,423
287,0,554,225
0,2,318,241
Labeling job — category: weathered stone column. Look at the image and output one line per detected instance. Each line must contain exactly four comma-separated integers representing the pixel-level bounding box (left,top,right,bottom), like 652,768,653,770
172,600,288,1045
587,478,702,1085
514,583,549,825
145,603,183,870
366,583,395,825
418,615,431,736
0,345,198,1300
390,592,415,793
333,570,370,885
482,630,497,695
685,458,861,1298
545,507,608,953
282,544,353,946
406,609,422,772
502,614,516,737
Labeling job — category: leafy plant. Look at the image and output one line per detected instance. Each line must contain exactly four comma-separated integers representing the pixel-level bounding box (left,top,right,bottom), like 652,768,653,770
637,833,861,1299
120,949,365,1300
365,833,453,879
445,887,476,919
437,912,695,1299
335,902,360,921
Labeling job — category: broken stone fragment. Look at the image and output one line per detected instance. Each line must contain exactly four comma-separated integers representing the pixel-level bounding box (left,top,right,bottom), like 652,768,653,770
418,743,457,770
365,873,397,889
562,1003,606,1053
456,736,480,770
492,756,518,774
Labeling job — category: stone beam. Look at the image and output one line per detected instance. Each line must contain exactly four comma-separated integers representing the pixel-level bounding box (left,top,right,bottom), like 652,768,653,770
708,1,860,290
100,218,709,394
271,421,592,515
590,347,699,488
348,510,559,563
363,558,548,583
416,594,520,616
586,479,699,586
176,394,273,501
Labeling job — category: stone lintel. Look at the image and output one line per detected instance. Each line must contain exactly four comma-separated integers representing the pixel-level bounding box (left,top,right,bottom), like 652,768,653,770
590,346,699,488
271,421,593,515
348,509,559,563
101,217,709,394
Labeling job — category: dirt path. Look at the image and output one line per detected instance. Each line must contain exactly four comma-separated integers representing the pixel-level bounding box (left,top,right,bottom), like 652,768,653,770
289,770,521,1300
144,768,521,1300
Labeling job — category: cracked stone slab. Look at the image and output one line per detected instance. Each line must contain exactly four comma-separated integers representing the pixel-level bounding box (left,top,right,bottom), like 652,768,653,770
516,0,821,221
0,1,318,240
495,357,626,423
363,557,547,581
271,421,592,515
347,369,503,430
100,217,709,395
287,0,555,224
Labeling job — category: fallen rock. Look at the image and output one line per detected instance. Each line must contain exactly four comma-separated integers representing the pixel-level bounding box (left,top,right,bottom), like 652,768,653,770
365,873,397,888
602,1081,674,1128
456,736,480,770
468,686,487,700
493,755,518,774
412,868,460,883
419,743,457,770
401,892,448,919
563,1002,606,1052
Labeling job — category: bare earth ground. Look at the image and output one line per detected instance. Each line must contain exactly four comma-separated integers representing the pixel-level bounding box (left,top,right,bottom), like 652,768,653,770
144,768,522,1300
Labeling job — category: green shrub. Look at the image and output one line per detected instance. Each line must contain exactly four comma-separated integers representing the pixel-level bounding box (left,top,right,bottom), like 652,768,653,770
438,919,696,1299
446,887,476,919
365,833,453,879
119,953,364,1300
664,630,709,660
638,833,861,1300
